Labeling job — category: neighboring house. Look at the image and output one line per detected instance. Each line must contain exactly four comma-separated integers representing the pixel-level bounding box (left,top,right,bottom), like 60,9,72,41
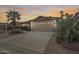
16,22,22,27
21,21,31,30
0,23,8,33
30,16,59,32
0,23,5,29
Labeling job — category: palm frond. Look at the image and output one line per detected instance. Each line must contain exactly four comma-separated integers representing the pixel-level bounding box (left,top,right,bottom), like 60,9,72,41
6,10,21,26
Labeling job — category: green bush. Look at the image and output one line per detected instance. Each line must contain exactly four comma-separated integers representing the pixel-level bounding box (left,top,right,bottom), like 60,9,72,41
56,18,79,43
9,29,23,34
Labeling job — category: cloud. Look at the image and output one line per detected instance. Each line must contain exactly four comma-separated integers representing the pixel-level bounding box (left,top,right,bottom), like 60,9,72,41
0,5,79,22
64,8,78,14
0,8,8,23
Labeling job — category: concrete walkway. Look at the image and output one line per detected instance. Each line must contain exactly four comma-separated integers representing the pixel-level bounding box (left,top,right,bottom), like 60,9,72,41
45,33,67,54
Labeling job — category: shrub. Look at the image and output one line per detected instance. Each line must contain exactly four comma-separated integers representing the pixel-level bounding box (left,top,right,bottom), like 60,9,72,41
9,29,23,34
56,18,79,43
16,26,31,31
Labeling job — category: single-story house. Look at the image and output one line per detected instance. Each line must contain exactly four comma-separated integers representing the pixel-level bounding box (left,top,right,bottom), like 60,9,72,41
30,16,59,32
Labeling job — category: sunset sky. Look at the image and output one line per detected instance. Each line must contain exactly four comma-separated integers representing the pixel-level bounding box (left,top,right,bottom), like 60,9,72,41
0,5,79,23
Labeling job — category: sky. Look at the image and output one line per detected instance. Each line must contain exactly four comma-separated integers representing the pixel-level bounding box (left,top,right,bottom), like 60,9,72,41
0,5,79,23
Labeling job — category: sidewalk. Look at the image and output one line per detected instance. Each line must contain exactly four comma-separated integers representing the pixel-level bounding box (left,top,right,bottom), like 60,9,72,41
45,33,67,54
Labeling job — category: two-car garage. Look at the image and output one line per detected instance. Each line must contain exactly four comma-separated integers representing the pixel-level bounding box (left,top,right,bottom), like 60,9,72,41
31,20,57,32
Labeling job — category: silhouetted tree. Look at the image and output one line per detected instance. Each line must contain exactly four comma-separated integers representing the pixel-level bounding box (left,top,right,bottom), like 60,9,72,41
6,10,21,26
60,11,64,19
74,12,79,19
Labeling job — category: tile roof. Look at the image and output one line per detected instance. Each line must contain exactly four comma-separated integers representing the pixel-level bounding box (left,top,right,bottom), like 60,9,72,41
31,16,59,22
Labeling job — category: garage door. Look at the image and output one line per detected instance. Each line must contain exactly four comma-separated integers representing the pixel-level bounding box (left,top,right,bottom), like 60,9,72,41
31,22,57,32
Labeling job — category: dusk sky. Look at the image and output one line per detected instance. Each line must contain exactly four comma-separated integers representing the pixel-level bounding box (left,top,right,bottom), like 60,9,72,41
0,5,79,23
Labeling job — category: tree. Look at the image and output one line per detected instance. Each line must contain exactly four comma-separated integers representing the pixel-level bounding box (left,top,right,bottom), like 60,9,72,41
60,11,64,19
74,12,79,19
57,11,78,42
57,11,79,43
6,10,21,26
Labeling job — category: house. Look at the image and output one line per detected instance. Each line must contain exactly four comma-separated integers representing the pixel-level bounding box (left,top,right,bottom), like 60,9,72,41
16,16,59,31
21,21,31,31
0,23,8,33
30,16,59,32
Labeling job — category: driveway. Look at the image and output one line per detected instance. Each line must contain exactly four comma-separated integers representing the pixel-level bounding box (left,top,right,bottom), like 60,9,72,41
0,32,53,53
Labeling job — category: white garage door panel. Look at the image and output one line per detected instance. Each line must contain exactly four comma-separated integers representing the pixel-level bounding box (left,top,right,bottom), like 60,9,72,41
31,22,57,31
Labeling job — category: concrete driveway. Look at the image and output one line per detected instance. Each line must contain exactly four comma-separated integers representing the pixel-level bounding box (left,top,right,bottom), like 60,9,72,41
0,32,53,53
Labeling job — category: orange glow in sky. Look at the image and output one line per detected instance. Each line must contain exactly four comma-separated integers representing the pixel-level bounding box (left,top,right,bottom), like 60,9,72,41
0,5,78,23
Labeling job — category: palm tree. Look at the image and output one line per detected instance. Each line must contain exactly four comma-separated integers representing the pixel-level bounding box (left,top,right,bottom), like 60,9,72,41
60,11,64,19
6,10,21,27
